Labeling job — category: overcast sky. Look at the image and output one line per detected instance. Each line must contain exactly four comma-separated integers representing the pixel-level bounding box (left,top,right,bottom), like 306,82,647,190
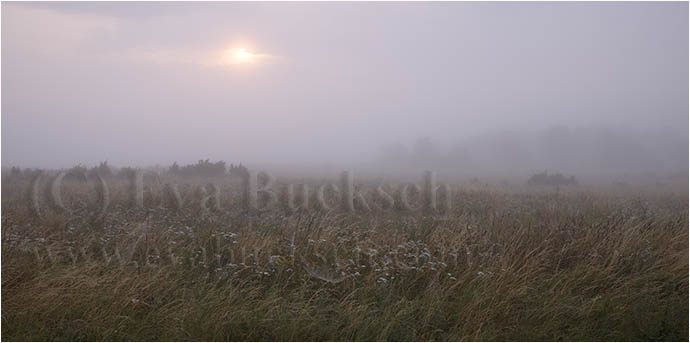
2,2,687,169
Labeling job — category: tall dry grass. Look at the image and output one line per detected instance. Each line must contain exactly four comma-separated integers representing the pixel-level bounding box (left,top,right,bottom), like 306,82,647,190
2,179,687,340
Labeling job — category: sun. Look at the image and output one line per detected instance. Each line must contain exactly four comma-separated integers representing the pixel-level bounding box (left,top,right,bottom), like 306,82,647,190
234,48,252,61
223,47,255,64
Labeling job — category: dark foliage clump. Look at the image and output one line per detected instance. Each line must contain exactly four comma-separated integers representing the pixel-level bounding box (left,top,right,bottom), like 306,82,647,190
169,159,227,178
67,164,88,176
88,161,113,178
528,171,578,186
117,166,137,179
228,163,249,178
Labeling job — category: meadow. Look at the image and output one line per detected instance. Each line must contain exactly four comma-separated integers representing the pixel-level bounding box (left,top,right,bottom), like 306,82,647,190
1,171,688,341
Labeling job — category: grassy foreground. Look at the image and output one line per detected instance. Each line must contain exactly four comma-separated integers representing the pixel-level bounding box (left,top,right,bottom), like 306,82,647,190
2,184,688,341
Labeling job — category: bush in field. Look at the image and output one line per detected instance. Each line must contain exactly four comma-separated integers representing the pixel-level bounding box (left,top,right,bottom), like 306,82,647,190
9,166,22,179
116,166,137,179
228,163,249,178
528,171,578,186
67,164,88,176
2,166,32,181
170,159,227,178
88,161,113,178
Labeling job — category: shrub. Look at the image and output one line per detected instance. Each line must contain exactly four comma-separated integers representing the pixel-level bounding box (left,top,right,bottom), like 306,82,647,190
170,159,227,178
528,171,578,186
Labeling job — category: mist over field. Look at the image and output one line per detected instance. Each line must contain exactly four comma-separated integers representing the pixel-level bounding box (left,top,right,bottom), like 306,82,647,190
2,2,687,177
1,3,689,341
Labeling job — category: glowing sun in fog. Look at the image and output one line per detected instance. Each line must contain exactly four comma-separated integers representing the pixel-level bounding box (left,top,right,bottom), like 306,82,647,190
224,47,256,64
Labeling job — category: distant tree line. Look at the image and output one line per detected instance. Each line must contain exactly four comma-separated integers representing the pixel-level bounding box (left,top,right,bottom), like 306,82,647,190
376,126,688,174
168,159,249,178
2,160,249,181
169,159,226,177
